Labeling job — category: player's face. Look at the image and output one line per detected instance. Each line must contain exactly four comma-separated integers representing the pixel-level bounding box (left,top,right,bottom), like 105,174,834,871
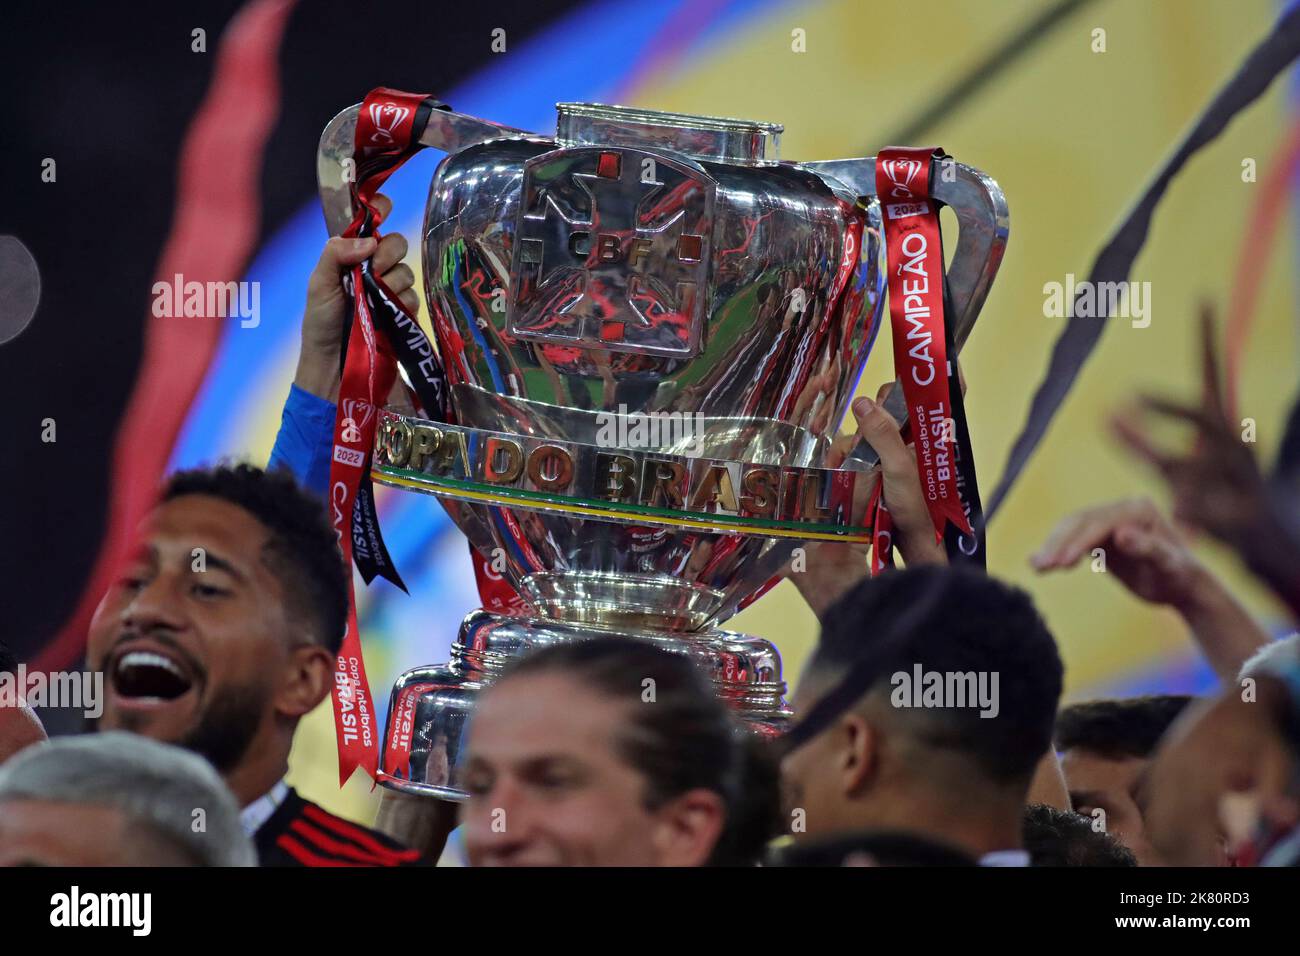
780,676,854,840
87,496,290,771
1060,748,1163,865
461,672,675,866
0,800,196,866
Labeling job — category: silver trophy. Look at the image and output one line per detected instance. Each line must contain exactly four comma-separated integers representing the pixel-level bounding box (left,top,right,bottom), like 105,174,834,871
317,101,1007,799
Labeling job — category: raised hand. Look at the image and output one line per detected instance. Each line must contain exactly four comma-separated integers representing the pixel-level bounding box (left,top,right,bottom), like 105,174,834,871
1111,303,1300,621
294,194,418,403
789,382,944,619
1031,496,1268,678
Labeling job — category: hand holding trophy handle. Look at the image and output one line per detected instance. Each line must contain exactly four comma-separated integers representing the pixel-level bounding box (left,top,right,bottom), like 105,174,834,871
316,101,535,238
802,156,1008,467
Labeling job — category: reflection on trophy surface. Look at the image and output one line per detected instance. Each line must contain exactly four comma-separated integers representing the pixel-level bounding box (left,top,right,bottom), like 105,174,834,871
317,100,1007,799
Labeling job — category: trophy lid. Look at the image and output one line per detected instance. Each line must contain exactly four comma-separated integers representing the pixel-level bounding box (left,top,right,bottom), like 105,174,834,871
555,102,782,164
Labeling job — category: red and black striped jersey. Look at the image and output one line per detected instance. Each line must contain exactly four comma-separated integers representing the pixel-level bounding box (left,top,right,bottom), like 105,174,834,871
253,787,428,867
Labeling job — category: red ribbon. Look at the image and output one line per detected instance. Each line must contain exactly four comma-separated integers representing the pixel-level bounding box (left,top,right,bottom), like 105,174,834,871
379,682,440,783
865,480,895,575
871,147,973,573
327,88,435,786
472,544,533,616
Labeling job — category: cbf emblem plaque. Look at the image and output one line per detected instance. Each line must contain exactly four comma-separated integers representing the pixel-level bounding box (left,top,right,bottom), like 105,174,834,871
506,146,715,358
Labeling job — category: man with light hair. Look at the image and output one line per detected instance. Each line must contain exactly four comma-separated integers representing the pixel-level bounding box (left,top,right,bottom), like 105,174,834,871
0,731,255,866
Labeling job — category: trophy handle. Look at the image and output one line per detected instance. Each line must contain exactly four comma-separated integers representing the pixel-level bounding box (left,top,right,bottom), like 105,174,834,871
801,156,1008,350
316,103,537,236
800,156,1009,464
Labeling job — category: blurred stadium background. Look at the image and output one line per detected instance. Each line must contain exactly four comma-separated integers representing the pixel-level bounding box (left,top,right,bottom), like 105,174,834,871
3,0,1297,824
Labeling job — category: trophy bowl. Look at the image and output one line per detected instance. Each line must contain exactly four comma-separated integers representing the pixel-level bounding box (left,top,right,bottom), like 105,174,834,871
317,98,1007,799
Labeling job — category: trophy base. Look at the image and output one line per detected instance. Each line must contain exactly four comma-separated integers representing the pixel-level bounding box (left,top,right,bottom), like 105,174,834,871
376,609,792,800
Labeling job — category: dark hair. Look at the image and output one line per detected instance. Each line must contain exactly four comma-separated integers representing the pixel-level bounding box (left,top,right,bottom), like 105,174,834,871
768,830,977,867
162,464,349,654
1022,803,1137,867
0,641,16,676
504,638,781,866
1054,695,1193,760
808,565,1064,784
